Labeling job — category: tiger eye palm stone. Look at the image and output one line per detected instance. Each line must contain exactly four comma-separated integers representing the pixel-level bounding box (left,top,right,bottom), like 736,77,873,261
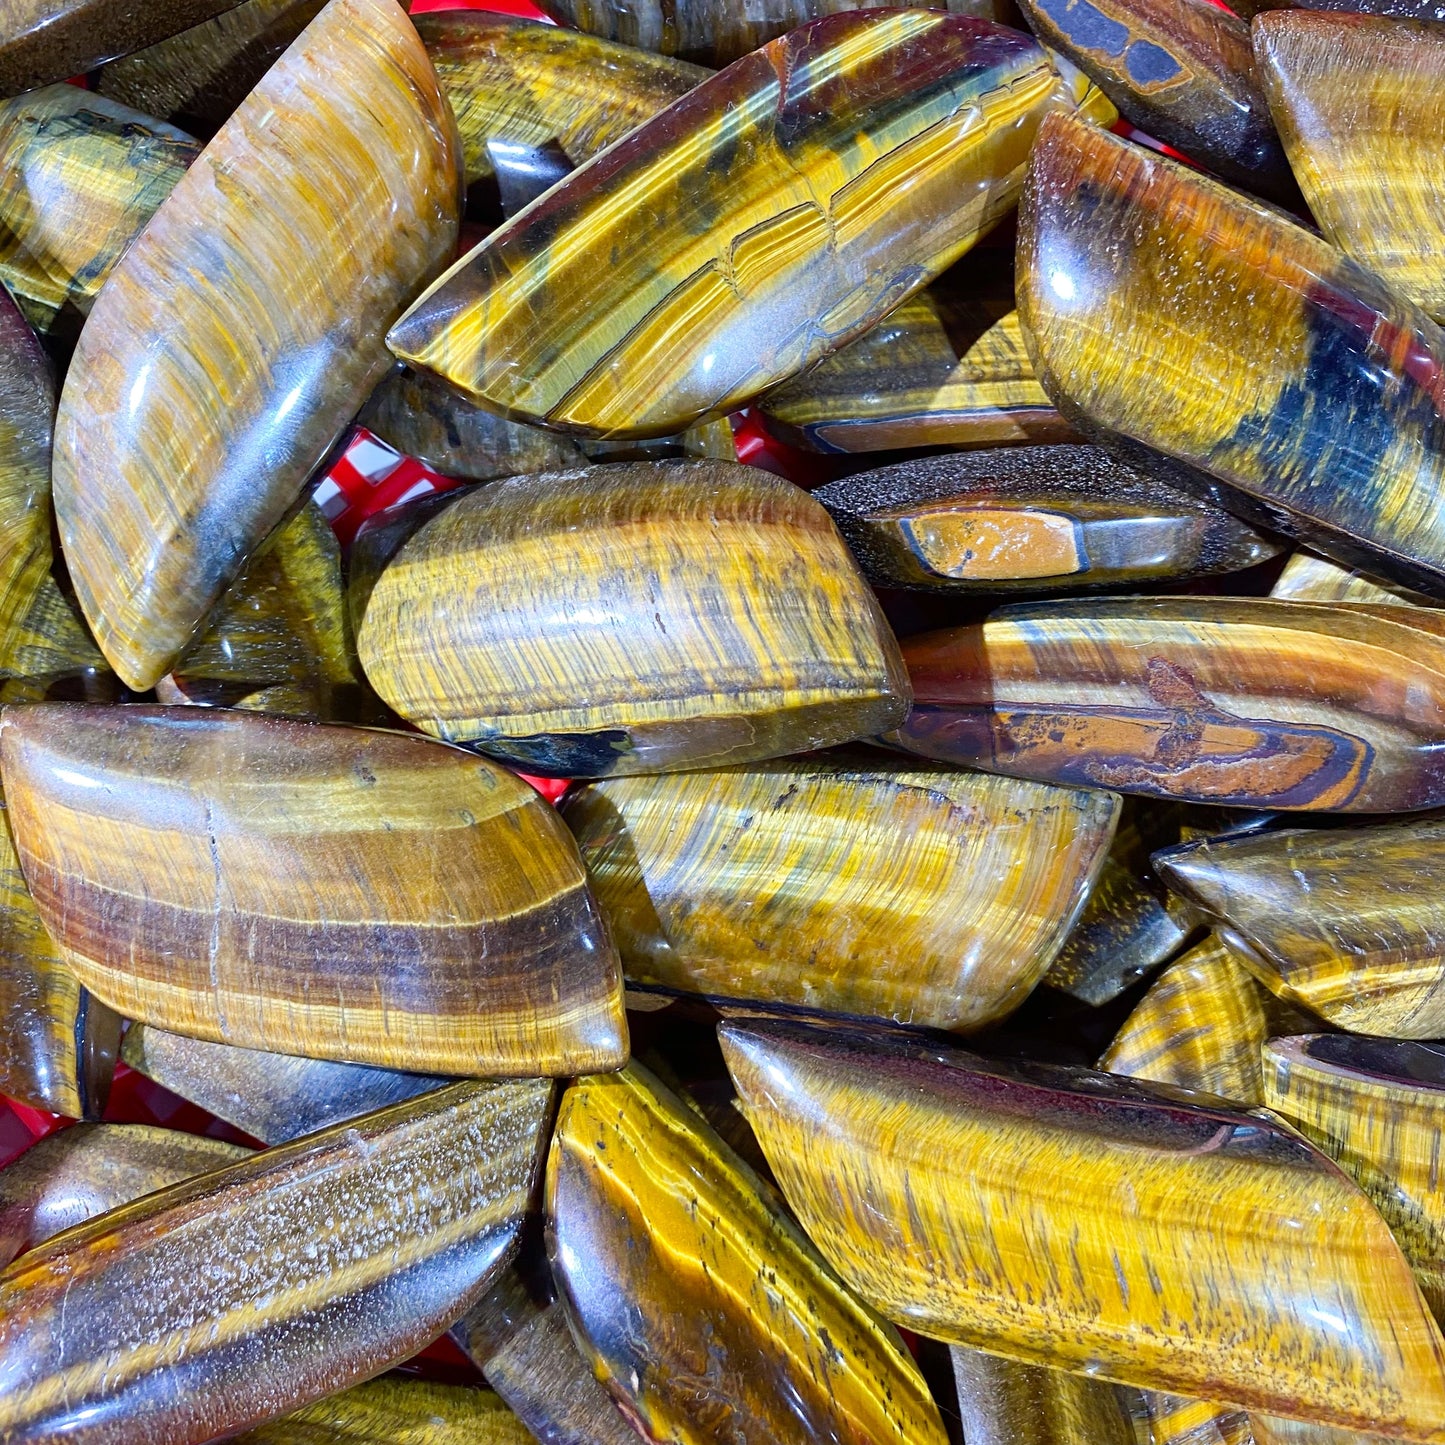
415,11,705,191
815,445,1280,591
564,757,1119,1030
1018,112,1445,596
1154,817,1445,1037
387,12,1081,439
952,1350,1142,1445
547,1062,950,1445
720,1019,1445,1439
1263,1034,1445,1323
0,704,627,1076
893,598,1445,811
0,1123,251,1267
53,0,462,694
759,257,1073,455
122,1025,443,1144
0,1079,551,1444
1100,936,1282,1106
1272,551,1441,608
0,87,199,341
1015,0,1293,200
356,462,910,776
1255,12,1445,323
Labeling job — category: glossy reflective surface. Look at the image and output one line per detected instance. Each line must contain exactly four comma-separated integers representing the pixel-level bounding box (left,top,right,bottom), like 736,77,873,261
565,757,1119,1030
547,1063,949,1445
1137,1394,1254,1445
952,1350,1141,1445
416,11,705,190
1155,817,1445,1037
0,86,198,340
1264,1034,1445,1323
356,462,910,776
759,254,1072,455
894,598,1445,811
720,1019,1445,1439
1271,551,1441,608
122,1025,445,1144
0,1080,550,1444
389,13,1078,439
1256,12,1445,322
1018,112,1445,597
54,0,462,692
0,1123,250,1267
1016,0,1293,199
815,444,1279,591
0,705,627,1075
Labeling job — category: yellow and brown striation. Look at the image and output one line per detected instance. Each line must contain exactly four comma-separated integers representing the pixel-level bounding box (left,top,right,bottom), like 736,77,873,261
952,1349,1142,1445
1271,551,1442,608
1154,815,1445,1037
565,756,1119,1030
388,12,1082,439
0,1123,251,1267
53,0,462,693
893,598,1445,812
0,1080,552,1444
1138,1393,1256,1445
1018,112,1445,597
1255,12,1445,323
0,705,627,1076
0,86,198,339
720,1018,1445,1440
356,462,910,776
1263,1034,1445,1325
546,1063,949,1445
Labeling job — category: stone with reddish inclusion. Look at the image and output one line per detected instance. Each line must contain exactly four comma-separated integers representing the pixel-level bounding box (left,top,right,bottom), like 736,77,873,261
891,597,1445,812
388,12,1084,440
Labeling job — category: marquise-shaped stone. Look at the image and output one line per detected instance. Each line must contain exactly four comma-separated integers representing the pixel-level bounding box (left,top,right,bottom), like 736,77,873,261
388,13,1081,439
564,756,1119,1030
355,462,910,776
1154,816,1445,1037
892,598,1445,811
122,1025,444,1144
759,253,1072,455
0,705,627,1075
815,444,1280,591
0,1123,250,1267
0,1079,551,1444
1017,112,1445,597
1255,12,1445,322
719,1018,1445,1439
54,0,462,692
1263,1034,1445,1323
546,1062,949,1445
0,86,198,340
1015,0,1294,199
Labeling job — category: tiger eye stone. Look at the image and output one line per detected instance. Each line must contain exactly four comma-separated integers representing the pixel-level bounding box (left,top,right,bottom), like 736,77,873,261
388,12,1081,439
0,1079,552,1444
720,1018,1445,1440
1018,111,1445,597
952,1349,1142,1445
564,757,1119,1031
415,11,705,191
1255,11,1445,323
759,254,1072,455
894,598,1445,812
1263,1034,1445,1325
356,462,910,777
815,444,1280,591
1154,816,1445,1037
158,502,365,719
0,1123,251,1267
0,704,627,1077
1272,551,1441,608
1015,0,1294,200
1139,1394,1255,1445
122,1025,444,1144
53,0,462,693
0,0,245,97
94,0,327,134
546,1062,949,1445
0,86,198,341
